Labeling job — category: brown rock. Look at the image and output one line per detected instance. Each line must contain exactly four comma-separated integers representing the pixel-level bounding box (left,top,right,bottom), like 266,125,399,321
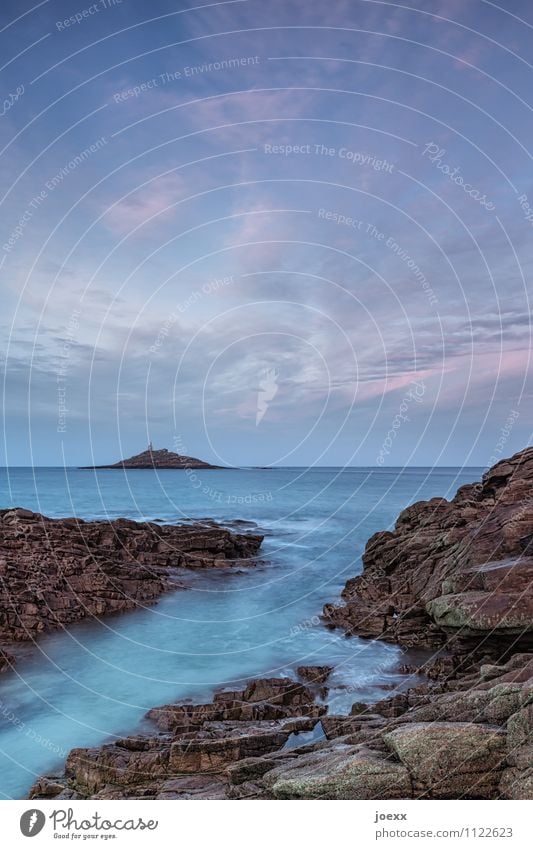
323,447,533,652
263,744,413,800
0,510,262,649
36,677,323,799
0,648,15,673
147,677,325,732
27,449,533,802
384,722,506,798
296,665,333,685
169,722,292,772
321,714,385,740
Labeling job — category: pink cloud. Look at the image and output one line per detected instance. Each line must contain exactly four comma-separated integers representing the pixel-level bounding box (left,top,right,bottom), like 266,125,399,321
102,172,185,235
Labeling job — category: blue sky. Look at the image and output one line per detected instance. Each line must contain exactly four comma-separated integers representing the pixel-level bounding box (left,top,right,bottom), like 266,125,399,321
1,0,532,466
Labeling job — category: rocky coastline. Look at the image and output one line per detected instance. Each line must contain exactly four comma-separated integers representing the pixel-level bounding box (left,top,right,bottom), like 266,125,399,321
0,508,263,667
323,447,533,654
12,449,533,799
80,447,222,470
29,651,532,800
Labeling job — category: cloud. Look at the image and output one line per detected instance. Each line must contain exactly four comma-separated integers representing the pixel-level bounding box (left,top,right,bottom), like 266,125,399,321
101,172,186,235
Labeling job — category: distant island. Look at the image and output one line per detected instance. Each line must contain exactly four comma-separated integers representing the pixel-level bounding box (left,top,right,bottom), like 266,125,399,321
80,445,223,470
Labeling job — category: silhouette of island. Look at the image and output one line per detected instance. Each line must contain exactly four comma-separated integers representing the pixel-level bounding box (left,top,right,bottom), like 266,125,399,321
80,445,223,470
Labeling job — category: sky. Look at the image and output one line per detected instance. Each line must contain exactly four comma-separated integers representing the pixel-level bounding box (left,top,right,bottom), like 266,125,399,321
0,0,532,467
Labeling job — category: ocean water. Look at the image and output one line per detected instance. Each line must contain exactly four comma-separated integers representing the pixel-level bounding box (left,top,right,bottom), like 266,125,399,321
0,465,481,799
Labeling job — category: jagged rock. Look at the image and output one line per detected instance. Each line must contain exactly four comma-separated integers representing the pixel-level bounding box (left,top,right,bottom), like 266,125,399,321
498,767,533,799
480,664,508,681
0,510,262,650
427,588,533,636
226,750,294,787
33,627,533,801
296,665,333,685
147,703,225,733
91,774,228,800
63,738,172,795
373,693,410,718
263,744,413,800
384,722,506,798
223,652,532,800
323,448,533,651
405,683,525,725
321,714,385,740
32,678,322,800
241,677,315,706
350,701,371,715
147,678,324,732
499,700,533,798
415,654,466,681
169,722,293,773
29,777,69,799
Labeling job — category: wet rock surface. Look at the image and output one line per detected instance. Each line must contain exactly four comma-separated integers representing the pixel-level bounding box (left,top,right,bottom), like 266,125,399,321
296,665,333,685
0,647,15,673
0,508,263,652
30,652,533,800
30,677,327,800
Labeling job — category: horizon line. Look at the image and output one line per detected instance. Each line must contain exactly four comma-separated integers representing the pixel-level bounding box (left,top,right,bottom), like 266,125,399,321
0,464,487,470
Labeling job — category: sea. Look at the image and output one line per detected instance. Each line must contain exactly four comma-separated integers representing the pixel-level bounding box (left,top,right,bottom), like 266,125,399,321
0,465,482,798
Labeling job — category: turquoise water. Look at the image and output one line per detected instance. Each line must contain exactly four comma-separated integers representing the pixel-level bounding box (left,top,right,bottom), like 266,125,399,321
0,466,481,798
